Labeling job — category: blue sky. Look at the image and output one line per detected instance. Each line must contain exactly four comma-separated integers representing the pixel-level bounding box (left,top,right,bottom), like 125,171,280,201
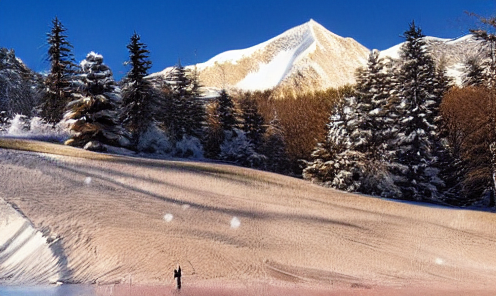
1,0,495,80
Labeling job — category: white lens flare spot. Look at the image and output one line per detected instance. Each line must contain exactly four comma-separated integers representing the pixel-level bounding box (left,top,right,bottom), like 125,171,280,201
163,213,174,222
435,258,444,265
230,217,241,229
84,177,92,185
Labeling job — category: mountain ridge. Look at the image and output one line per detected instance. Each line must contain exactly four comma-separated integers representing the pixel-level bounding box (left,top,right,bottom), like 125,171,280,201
154,19,370,94
154,21,483,94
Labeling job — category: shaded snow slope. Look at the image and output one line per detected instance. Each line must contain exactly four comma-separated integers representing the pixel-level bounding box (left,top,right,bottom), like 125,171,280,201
0,138,495,290
154,19,369,94
0,198,69,285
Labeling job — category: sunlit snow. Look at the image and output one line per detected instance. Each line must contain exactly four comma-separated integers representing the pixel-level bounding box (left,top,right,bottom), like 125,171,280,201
163,213,174,223
230,217,241,229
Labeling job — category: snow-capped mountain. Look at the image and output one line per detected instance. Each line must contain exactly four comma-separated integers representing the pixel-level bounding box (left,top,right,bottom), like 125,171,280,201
379,35,484,85
155,19,370,94
154,20,485,94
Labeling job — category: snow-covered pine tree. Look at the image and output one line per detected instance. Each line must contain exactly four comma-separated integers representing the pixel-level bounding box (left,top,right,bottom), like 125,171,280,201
41,17,77,124
263,111,290,174
393,22,445,201
120,32,156,148
349,50,402,196
164,61,205,142
0,48,42,118
214,89,265,167
463,57,488,87
303,97,362,191
63,52,129,150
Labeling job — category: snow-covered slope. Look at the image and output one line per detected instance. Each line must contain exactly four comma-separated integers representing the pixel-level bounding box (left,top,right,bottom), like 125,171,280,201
0,198,69,285
379,35,484,85
155,19,370,94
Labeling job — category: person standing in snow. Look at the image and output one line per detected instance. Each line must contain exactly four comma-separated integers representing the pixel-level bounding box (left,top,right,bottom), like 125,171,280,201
174,265,181,289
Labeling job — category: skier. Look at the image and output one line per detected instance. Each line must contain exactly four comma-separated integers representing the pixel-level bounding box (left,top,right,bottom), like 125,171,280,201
174,265,181,289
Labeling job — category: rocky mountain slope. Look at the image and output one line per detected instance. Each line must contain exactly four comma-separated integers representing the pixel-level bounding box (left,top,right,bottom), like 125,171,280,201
155,19,370,94
380,35,484,85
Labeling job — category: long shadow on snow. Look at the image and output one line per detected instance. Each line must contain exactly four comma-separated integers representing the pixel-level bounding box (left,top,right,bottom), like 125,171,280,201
51,159,366,231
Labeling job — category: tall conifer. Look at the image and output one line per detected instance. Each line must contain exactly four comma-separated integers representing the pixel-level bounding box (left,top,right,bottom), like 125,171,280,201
41,17,77,123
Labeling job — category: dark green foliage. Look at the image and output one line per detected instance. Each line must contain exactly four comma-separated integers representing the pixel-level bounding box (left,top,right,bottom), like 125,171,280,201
239,94,266,151
41,17,77,123
121,32,156,146
162,61,205,142
393,21,444,201
464,57,487,87
217,89,238,132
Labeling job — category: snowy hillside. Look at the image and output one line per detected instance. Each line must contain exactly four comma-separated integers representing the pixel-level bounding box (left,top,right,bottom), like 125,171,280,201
154,19,370,94
0,139,495,294
379,35,484,85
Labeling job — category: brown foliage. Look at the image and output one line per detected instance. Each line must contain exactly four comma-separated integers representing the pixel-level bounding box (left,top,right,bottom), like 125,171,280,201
235,86,353,174
441,86,496,202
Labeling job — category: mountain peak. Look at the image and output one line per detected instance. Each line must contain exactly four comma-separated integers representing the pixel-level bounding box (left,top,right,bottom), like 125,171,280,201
155,21,370,94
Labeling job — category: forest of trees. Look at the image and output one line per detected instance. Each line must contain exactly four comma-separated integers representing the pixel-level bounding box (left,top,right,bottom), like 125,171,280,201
1,16,496,208
303,20,496,208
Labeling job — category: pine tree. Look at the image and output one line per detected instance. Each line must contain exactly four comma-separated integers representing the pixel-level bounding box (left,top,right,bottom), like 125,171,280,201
464,57,487,87
64,52,129,150
0,48,41,118
120,32,155,147
302,98,361,191
217,89,238,132
163,61,205,142
393,22,444,201
239,94,266,151
41,17,77,124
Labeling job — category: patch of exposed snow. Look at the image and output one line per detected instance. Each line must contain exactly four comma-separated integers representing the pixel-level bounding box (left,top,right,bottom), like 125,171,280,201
379,43,403,60
446,35,475,45
163,213,174,223
230,217,241,229
197,41,269,70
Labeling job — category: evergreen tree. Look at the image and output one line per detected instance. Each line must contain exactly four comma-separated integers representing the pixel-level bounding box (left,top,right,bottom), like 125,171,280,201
64,52,129,150
41,17,77,124
217,89,238,132
302,98,361,190
464,57,487,87
163,61,205,142
120,32,155,147
0,48,42,118
351,50,390,157
393,22,444,201
239,94,266,151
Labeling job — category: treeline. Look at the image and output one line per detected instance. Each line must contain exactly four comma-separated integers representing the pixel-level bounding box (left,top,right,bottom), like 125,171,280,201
2,17,496,208
303,20,496,208
1,17,334,175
